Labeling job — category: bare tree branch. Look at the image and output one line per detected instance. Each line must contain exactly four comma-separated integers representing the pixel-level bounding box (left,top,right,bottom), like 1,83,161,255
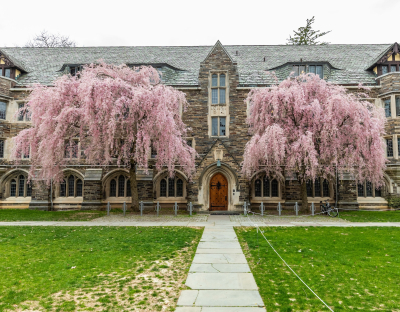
25,30,76,48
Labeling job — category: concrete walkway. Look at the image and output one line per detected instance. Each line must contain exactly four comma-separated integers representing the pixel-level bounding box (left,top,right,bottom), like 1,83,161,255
176,215,265,311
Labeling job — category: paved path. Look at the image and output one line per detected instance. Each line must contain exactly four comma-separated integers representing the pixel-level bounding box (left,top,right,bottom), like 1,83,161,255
176,215,265,311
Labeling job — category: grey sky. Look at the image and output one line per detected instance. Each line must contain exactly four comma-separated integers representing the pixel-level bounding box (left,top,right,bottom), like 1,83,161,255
1,0,398,47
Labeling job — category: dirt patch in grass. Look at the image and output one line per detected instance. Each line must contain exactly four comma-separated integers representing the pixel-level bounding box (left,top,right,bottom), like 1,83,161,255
10,246,193,312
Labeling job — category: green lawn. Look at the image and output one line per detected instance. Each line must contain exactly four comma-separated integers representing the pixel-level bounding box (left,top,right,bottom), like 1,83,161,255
236,227,400,311
0,209,108,221
339,210,400,222
0,226,202,311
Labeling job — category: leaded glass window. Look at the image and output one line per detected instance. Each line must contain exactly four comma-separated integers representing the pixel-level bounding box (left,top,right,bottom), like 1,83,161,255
76,179,83,196
387,139,393,157
210,73,227,104
391,65,397,72
366,181,373,197
271,179,279,197
309,65,316,74
0,140,4,158
382,66,388,74
71,140,78,158
110,179,116,197
219,89,226,104
27,183,32,197
263,178,270,197
18,103,24,121
384,99,391,117
118,175,125,197
396,97,400,116
212,89,218,104
177,179,183,197
314,179,321,197
60,180,66,197
68,175,75,197
219,117,226,136
254,179,262,197
18,175,25,197
375,187,382,197
212,74,218,87
316,65,323,79
306,180,313,197
168,178,175,197
212,117,218,136
5,69,10,78
323,180,329,197
160,179,167,197
127,180,131,197
358,183,364,197
0,102,6,120
10,179,16,197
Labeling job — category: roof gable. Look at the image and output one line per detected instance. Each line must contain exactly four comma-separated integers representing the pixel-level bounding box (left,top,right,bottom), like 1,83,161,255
203,40,234,64
366,42,399,70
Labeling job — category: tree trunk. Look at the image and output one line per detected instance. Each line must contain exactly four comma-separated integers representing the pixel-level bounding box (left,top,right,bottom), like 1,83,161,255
300,180,309,212
130,160,139,211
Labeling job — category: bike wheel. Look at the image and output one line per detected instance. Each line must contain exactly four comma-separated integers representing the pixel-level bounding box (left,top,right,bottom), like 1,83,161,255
328,208,339,218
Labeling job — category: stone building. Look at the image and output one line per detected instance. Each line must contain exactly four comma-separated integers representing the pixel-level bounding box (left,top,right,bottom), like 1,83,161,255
0,41,399,211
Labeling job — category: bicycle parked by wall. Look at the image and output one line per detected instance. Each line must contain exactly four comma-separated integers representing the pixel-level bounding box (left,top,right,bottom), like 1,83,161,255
320,200,339,217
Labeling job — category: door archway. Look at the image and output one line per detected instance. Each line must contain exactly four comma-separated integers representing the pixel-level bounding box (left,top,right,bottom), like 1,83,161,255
209,173,228,211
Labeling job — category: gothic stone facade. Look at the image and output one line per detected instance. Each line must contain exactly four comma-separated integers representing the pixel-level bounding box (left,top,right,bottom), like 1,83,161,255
1,41,400,211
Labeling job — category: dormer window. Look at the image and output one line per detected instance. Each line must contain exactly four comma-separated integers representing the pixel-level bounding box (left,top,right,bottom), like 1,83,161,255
69,66,83,76
292,65,323,79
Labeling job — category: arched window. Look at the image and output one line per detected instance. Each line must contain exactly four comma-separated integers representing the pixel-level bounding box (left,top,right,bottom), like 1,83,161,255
59,174,84,197
76,179,83,197
160,179,167,197
159,176,185,198
110,179,117,197
254,177,279,198
177,179,183,197
358,181,383,198
307,178,330,197
118,175,125,197
10,179,16,197
7,174,32,198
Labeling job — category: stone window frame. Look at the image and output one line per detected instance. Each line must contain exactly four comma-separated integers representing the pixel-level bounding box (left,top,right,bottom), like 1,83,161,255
57,173,84,198
0,139,4,159
208,70,230,138
252,176,281,200
357,181,383,198
385,134,395,159
3,172,32,199
154,171,187,202
106,173,132,198
306,178,332,198
16,101,31,122
0,100,7,120
210,73,227,104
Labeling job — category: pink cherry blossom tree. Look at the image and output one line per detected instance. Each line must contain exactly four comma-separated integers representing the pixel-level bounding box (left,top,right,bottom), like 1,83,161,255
13,62,196,210
242,73,386,211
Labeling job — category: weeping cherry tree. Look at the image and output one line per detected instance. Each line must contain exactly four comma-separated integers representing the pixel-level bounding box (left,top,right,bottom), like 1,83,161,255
13,62,196,210
242,73,386,211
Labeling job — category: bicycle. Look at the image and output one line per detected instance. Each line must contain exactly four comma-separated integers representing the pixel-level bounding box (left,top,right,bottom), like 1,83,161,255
320,200,339,217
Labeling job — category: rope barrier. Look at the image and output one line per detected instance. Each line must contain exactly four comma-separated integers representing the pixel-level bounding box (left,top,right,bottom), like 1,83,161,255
246,212,335,311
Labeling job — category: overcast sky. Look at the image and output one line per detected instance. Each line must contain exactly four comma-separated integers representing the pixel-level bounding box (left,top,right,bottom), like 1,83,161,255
1,0,398,47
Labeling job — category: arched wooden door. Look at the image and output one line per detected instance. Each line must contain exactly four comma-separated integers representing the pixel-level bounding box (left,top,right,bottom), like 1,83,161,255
209,173,228,211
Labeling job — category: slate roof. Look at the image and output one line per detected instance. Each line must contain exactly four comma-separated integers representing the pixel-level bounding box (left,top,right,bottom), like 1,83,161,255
0,43,392,86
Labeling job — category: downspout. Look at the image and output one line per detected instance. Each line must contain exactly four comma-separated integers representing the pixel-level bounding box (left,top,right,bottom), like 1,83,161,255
50,178,53,211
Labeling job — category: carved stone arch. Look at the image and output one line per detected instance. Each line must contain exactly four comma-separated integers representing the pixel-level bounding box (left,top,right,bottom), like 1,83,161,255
102,169,130,199
0,169,30,199
198,162,240,211
199,162,239,188
153,169,188,187
61,168,84,180
383,173,393,194
249,169,284,184
57,168,85,198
